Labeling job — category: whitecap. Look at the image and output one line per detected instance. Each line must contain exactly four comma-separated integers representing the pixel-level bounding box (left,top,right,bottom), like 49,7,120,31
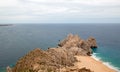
91,53,120,72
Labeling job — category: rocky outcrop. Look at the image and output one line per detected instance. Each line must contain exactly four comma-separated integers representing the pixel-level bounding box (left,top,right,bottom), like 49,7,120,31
7,34,97,72
6,66,12,72
10,48,77,72
61,67,94,72
87,37,97,48
47,48,76,67
58,34,97,56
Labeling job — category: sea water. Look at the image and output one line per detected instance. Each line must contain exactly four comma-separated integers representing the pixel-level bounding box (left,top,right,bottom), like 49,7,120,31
0,24,120,72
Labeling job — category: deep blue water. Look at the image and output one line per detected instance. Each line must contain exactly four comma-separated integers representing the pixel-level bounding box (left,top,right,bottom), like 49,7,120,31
0,24,120,71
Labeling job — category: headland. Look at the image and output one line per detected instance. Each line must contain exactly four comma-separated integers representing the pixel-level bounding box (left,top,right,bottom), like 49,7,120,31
7,34,116,72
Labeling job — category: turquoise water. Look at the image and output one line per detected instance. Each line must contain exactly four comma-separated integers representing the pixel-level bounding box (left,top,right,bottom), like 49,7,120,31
92,46,120,71
0,24,120,71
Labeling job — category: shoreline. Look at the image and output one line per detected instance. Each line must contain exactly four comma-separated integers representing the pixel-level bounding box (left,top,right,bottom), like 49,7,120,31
6,34,118,72
74,55,116,72
91,53,120,72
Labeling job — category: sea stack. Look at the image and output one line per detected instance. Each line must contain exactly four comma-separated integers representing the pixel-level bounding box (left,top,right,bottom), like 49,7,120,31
7,34,97,72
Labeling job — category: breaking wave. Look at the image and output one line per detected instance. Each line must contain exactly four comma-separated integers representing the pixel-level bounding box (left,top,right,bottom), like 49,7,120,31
91,53,120,72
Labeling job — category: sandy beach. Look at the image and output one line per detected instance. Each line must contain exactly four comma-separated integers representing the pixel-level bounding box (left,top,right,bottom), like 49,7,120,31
73,56,116,72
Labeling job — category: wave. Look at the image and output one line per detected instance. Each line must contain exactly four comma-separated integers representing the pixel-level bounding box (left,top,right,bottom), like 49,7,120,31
91,53,120,72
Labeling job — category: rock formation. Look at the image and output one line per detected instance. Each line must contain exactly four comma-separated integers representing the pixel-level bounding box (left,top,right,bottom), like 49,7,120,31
61,67,94,72
58,34,97,56
7,34,97,72
6,66,12,72
87,37,98,48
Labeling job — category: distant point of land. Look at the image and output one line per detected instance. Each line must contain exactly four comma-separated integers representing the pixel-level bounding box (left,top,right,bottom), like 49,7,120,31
0,24,13,26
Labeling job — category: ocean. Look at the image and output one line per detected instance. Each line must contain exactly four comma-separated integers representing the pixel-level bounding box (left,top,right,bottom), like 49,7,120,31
0,24,120,72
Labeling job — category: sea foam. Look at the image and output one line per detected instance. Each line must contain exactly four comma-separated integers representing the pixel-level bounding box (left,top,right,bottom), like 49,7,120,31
91,53,120,72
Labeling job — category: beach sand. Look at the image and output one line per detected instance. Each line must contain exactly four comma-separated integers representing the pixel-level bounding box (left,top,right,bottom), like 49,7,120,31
73,56,116,72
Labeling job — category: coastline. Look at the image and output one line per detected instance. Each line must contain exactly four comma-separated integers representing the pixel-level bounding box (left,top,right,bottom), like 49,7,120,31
74,55,116,72
7,34,119,72
91,53,120,72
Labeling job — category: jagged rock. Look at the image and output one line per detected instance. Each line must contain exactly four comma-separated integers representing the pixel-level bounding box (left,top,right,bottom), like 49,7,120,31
61,67,94,72
11,47,77,72
78,67,94,72
7,34,97,72
58,34,81,48
6,66,12,72
12,48,56,72
87,37,97,48
58,34,97,56
47,47,77,67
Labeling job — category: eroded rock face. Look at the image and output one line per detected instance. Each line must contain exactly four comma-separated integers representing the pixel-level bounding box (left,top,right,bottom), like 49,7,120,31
58,34,81,48
47,47,76,67
58,34,97,56
87,37,98,48
7,34,97,72
12,48,55,72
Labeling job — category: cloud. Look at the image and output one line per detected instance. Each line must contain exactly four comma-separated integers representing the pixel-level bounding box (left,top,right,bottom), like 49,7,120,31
25,0,120,6
0,0,120,23
0,0,19,7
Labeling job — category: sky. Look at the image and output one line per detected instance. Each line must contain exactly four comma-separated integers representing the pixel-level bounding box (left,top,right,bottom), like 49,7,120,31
0,0,120,23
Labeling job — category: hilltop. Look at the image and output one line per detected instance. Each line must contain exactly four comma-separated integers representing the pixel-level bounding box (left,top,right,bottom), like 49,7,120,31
7,34,97,72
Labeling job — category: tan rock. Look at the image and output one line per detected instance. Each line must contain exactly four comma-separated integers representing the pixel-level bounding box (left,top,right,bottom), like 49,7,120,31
6,66,12,72
7,34,97,72
87,37,97,48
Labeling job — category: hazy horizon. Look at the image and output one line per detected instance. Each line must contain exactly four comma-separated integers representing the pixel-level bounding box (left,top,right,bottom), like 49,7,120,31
0,0,120,23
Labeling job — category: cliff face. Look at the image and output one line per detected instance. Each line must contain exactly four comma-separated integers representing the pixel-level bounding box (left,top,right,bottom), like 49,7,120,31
7,34,97,72
58,34,97,56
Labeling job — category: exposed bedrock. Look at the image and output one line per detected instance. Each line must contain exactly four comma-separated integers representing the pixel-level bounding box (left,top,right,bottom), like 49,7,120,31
7,34,97,72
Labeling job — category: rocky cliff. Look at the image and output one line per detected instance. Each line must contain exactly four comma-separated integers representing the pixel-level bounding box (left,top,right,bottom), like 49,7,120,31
7,34,97,72
58,34,97,56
